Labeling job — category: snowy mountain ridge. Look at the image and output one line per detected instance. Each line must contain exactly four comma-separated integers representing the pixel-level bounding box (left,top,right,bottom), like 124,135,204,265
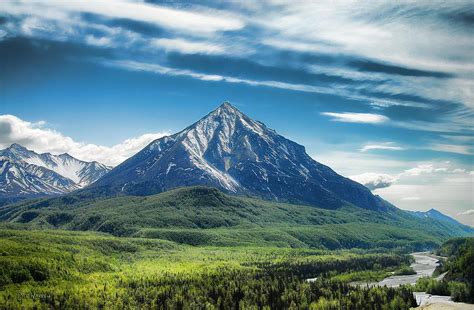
0,156,78,196
0,144,111,200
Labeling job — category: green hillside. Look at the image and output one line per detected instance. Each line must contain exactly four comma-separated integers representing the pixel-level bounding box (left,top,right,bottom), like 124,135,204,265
1,187,471,250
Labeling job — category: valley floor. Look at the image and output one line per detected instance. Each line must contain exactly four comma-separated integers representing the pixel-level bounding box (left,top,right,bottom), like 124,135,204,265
0,227,419,309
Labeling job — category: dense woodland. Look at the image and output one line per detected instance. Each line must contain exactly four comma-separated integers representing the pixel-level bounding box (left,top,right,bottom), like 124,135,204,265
1,187,470,251
0,228,419,309
0,188,472,308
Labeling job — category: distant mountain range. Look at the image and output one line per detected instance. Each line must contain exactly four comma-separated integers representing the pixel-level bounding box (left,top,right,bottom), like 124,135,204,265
91,102,390,211
410,209,467,228
0,143,111,204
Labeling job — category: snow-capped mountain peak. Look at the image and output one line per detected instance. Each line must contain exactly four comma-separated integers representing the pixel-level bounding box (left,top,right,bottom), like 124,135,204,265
0,144,112,200
92,102,390,211
5,143,31,157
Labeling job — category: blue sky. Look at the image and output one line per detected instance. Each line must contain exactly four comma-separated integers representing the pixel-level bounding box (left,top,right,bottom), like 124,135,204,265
0,1,473,224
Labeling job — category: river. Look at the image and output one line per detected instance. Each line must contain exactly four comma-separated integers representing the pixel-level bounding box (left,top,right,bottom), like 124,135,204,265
315,252,471,308
377,252,441,287
375,252,471,309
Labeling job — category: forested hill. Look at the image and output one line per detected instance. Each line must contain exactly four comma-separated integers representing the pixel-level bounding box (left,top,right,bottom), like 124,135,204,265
1,186,472,250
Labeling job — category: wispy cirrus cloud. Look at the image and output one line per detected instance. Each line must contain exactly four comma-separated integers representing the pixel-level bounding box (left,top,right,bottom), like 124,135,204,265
357,142,471,157
103,59,359,96
360,142,404,152
1,1,245,36
151,38,226,55
429,143,473,155
321,112,389,124
256,1,474,77
1,0,472,125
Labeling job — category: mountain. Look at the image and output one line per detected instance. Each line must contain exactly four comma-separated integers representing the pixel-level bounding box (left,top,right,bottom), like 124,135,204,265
410,209,467,227
0,144,111,202
0,157,78,196
91,102,389,211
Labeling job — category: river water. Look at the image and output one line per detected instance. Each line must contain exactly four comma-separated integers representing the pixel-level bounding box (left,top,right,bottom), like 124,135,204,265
377,252,440,287
318,252,471,308
375,252,471,308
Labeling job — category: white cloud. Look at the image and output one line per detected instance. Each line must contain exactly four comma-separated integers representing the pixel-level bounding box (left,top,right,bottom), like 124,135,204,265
318,150,473,225
321,112,389,124
2,0,472,115
256,2,474,77
349,172,397,190
20,16,55,36
429,143,473,155
360,142,404,152
441,135,474,144
392,162,470,180
458,209,474,216
375,178,474,226
261,38,335,55
254,1,474,112
104,59,356,96
402,164,435,176
107,59,225,81
371,161,474,225
85,35,112,47
346,161,470,191
152,38,226,55
0,114,169,166
2,1,244,36
101,59,471,136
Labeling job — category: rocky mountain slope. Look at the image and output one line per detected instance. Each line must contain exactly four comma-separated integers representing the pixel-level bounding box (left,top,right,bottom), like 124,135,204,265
0,144,111,202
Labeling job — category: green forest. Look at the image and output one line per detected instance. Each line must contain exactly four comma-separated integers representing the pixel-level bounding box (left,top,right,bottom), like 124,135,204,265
1,187,471,251
1,187,473,308
0,228,418,309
